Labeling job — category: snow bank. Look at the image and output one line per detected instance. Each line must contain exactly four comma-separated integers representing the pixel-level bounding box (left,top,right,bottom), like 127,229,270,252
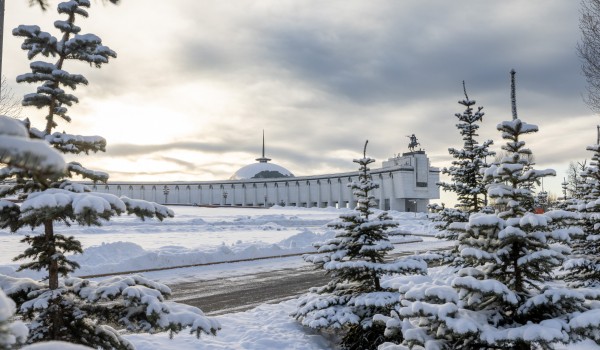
1,206,427,278
124,299,334,350
22,341,92,350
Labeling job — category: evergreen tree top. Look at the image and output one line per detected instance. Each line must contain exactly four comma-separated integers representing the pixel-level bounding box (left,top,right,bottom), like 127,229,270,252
437,81,494,216
13,0,115,135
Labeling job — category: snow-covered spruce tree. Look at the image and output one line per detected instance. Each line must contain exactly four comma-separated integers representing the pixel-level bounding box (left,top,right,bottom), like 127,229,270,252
435,81,494,240
382,71,597,350
563,143,600,287
292,141,427,350
0,115,67,350
0,1,219,347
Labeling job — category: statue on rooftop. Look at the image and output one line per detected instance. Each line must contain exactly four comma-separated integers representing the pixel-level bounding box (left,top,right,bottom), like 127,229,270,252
407,134,420,152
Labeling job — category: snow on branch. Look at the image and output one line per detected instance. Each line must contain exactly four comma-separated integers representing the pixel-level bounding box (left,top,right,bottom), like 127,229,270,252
496,119,539,135
11,273,219,342
64,34,116,66
0,116,66,175
452,276,518,305
120,197,174,221
0,275,45,301
44,131,106,155
0,289,28,348
12,189,172,229
324,259,427,275
519,168,556,182
518,288,585,316
480,320,569,346
67,162,108,182
12,25,58,60
57,0,90,18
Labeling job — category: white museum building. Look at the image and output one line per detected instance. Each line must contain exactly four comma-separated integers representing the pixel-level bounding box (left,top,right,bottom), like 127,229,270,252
90,143,441,213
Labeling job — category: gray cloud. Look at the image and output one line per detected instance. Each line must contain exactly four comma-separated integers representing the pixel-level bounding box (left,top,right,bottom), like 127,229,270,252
175,1,584,109
158,156,198,171
8,0,593,198
105,142,236,157
101,138,358,175
169,0,590,175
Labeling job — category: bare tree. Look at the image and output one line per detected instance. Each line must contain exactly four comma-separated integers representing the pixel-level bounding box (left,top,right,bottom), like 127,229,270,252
565,160,589,198
0,76,21,118
579,0,600,112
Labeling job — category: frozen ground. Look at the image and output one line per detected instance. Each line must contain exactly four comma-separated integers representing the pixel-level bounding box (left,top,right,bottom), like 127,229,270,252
5,206,590,350
0,205,436,280
0,206,441,349
123,298,337,350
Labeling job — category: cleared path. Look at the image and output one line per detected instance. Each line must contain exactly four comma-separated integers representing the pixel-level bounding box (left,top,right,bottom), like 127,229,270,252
171,265,328,315
170,247,449,316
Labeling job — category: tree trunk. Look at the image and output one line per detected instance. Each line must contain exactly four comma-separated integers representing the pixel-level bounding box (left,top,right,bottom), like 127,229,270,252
44,219,59,290
512,244,522,294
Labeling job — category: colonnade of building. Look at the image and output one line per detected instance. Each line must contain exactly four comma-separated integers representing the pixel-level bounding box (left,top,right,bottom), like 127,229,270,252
89,151,440,212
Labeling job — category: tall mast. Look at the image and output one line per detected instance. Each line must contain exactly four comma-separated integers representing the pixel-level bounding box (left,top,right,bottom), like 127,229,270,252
256,130,271,163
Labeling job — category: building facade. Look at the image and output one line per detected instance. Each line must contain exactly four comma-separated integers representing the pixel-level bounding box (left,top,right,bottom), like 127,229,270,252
89,151,440,212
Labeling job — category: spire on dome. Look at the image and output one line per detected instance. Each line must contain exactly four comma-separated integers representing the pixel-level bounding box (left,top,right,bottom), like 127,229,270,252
255,130,272,163
230,130,294,180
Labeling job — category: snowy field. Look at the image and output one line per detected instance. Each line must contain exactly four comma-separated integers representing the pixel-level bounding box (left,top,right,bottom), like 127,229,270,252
0,206,436,280
4,206,593,350
0,205,447,349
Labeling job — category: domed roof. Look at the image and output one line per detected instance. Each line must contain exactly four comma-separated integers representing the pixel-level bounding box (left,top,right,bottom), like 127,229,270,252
230,162,294,180
229,131,294,180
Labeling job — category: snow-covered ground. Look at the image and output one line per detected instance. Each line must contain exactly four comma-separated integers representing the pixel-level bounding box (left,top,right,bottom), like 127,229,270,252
0,206,442,349
123,299,337,350
4,206,593,349
0,205,436,280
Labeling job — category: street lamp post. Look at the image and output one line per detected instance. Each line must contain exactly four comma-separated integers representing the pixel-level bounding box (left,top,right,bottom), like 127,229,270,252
163,185,170,204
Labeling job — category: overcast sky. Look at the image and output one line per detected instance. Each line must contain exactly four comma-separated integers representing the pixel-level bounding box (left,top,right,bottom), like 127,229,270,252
4,0,595,205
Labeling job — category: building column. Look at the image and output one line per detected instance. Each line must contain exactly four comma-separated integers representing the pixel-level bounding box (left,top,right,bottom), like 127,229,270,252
379,174,385,210
327,179,333,207
317,180,322,207
389,173,398,211
347,177,356,209
338,178,343,208
296,182,301,207
284,182,289,206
